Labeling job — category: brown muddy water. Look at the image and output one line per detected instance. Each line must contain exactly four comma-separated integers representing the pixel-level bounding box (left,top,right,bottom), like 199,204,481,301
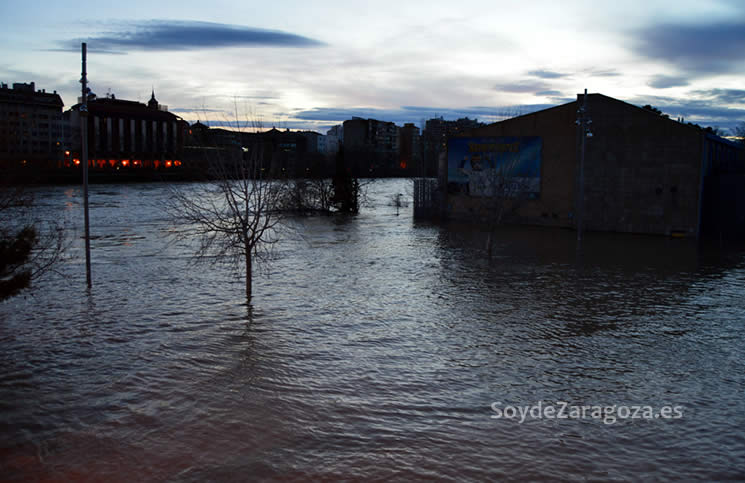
1,179,744,481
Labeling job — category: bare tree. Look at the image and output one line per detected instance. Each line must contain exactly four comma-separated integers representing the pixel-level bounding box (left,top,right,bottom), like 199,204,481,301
283,176,335,215
467,154,531,258
0,183,66,301
310,176,335,213
733,122,745,144
168,135,286,302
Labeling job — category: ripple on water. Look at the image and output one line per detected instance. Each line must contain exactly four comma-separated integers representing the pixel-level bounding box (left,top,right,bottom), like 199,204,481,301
1,180,745,480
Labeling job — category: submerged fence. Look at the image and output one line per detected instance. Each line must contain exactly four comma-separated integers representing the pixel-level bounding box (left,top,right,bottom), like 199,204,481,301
413,178,440,219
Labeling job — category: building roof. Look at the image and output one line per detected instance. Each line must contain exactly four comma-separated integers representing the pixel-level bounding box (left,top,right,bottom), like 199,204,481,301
69,97,180,121
0,83,63,109
476,92,726,139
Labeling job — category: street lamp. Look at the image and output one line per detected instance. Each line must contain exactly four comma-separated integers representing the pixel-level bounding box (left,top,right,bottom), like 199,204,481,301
575,89,592,242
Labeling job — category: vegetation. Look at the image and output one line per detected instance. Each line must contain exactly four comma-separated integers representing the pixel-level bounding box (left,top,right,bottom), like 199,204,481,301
170,117,368,302
641,104,732,136
641,104,670,118
733,122,745,144
468,156,529,258
169,142,285,302
331,148,360,214
281,148,363,215
0,185,65,301
0,226,36,301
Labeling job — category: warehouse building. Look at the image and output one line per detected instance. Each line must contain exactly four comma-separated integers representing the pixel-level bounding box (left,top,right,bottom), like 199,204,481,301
444,93,744,238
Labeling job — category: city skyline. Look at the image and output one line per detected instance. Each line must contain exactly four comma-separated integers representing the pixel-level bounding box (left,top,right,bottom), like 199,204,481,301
2,0,744,133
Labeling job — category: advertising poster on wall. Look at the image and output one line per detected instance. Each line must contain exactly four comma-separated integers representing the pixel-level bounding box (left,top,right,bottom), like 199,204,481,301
447,136,542,197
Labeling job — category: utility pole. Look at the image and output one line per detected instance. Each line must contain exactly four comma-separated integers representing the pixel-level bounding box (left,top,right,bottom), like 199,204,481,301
576,89,592,242
81,43,92,288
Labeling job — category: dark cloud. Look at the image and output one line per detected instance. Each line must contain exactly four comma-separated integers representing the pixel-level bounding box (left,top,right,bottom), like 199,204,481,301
59,20,324,53
633,21,745,74
292,104,556,127
401,106,517,117
586,69,621,77
494,80,552,94
630,95,745,131
527,70,569,79
293,107,393,122
493,80,568,100
691,88,745,104
648,75,690,89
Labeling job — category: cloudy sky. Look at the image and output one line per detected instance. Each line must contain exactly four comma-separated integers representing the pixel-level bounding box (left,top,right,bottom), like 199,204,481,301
2,0,744,133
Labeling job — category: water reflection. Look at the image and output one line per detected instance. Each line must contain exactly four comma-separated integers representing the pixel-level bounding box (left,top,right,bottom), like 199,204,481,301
1,180,745,480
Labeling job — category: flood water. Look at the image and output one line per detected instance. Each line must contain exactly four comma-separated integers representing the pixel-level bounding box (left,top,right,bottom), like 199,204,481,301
1,179,745,481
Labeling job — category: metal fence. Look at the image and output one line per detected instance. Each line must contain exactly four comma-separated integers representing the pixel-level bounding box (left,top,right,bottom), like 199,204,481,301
413,178,440,219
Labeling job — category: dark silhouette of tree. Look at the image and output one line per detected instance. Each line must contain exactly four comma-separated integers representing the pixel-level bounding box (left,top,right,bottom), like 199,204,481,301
469,155,530,258
732,122,745,144
168,132,285,303
643,104,732,137
0,226,35,301
0,185,65,301
642,104,670,118
331,147,360,214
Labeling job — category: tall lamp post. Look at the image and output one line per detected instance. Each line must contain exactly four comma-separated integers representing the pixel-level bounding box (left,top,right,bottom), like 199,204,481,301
81,43,92,288
575,89,592,242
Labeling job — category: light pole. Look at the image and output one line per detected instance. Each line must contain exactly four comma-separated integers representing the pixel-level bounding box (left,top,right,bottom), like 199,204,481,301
81,43,92,288
575,89,592,242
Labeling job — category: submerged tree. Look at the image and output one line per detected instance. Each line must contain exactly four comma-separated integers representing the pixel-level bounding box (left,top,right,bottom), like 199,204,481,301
331,147,360,214
169,141,285,302
468,155,531,258
0,184,66,301
0,226,36,301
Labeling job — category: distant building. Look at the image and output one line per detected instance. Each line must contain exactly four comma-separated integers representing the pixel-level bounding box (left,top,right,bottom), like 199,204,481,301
67,91,187,171
343,117,399,175
326,124,343,155
236,127,329,177
423,116,485,177
0,82,65,170
298,131,321,154
441,93,745,239
399,123,422,175
187,120,240,147
316,133,327,154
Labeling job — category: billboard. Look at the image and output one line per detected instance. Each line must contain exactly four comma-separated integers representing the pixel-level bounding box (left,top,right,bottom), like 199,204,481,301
447,136,542,198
